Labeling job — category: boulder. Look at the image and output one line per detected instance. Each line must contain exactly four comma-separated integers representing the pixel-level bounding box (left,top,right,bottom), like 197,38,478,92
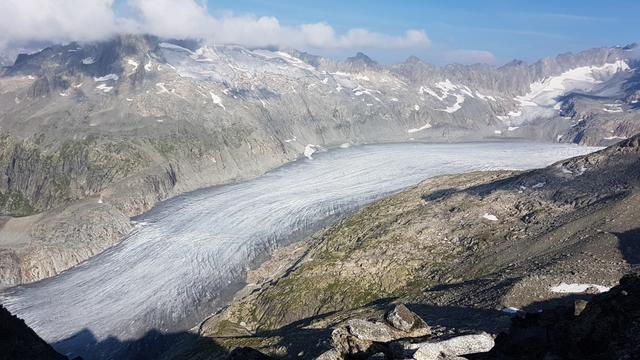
331,325,378,355
573,299,588,316
347,319,400,343
386,304,430,335
330,304,431,358
413,333,495,360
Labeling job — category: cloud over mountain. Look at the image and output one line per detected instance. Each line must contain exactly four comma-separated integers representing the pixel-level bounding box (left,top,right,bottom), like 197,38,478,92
0,0,430,52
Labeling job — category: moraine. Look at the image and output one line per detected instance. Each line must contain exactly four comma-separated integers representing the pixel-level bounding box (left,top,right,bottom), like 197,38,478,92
0,141,600,359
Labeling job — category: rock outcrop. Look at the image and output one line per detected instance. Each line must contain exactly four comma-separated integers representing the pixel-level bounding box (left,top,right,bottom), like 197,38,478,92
412,333,495,360
483,270,640,360
191,134,640,358
329,304,431,357
0,304,67,360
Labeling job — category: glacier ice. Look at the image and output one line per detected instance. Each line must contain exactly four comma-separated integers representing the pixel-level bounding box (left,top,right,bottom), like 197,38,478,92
0,142,601,359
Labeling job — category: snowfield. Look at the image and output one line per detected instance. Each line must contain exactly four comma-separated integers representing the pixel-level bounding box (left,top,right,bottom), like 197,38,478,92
0,142,600,359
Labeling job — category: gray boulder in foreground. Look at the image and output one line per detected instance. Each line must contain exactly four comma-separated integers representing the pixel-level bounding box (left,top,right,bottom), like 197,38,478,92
330,303,432,357
412,332,495,360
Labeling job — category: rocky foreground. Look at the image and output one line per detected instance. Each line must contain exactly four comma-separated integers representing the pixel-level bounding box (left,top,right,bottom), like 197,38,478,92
3,270,637,360
160,135,640,359
224,270,640,360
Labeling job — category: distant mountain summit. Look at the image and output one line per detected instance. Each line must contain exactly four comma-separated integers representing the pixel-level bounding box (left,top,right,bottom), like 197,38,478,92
345,51,379,69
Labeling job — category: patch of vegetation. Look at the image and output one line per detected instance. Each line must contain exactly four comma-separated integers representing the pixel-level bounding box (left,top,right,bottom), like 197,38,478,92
0,190,35,217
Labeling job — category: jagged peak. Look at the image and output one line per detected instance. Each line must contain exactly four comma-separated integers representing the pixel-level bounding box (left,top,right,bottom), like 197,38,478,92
345,51,378,67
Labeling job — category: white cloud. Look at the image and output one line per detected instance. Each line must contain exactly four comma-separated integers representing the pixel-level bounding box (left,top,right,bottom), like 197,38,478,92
0,0,430,52
0,0,120,48
443,49,496,65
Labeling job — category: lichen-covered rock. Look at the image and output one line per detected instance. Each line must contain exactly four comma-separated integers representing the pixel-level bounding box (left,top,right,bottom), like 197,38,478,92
331,325,378,356
412,333,495,360
386,304,430,335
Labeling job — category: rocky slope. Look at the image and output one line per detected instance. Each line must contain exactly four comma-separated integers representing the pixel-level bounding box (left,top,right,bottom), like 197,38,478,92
483,269,640,360
185,135,640,359
0,304,67,360
0,35,639,287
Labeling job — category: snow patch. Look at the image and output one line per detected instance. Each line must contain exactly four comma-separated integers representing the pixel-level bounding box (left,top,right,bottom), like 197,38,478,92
550,283,610,294
209,91,225,110
94,74,119,82
414,104,420,111
155,83,170,94
603,103,623,113
82,57,96,65
507,126,520,131
476,92,496,101
494,130,502,135
95,84,113,93
482,213,498,221
501,307,521,315
514,60,629,109
435,93,465,113
408,123,432,133
304,144,320,159
127,59,139,72
532,182,546,189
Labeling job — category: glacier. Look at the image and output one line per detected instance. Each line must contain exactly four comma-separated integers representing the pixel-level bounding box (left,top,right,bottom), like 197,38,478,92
0,142,601,359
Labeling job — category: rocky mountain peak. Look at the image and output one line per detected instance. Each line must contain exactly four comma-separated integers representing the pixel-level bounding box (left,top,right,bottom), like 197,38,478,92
404,55,422,64
345,51,378,69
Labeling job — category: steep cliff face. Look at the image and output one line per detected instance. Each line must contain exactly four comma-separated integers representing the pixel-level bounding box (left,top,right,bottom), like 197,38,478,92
0,35,639,288
0,304,67,360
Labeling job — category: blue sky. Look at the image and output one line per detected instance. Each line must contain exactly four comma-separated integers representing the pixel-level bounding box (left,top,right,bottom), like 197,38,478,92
201,0,639,64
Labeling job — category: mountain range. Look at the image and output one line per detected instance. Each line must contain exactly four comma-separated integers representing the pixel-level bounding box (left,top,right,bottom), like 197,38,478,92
0,34,638,290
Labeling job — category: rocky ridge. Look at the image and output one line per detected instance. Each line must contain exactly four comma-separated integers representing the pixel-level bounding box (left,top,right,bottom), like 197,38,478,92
186,135,640,358
0,304,68,360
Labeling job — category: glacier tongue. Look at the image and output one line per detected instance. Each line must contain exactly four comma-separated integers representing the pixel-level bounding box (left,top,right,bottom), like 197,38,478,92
0,142,600,360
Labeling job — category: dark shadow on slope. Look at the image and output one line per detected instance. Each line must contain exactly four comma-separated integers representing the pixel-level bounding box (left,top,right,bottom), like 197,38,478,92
421,188,457,202
212,317,334,359
613,228,640,266
405,304,508,335
52,328,228,360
